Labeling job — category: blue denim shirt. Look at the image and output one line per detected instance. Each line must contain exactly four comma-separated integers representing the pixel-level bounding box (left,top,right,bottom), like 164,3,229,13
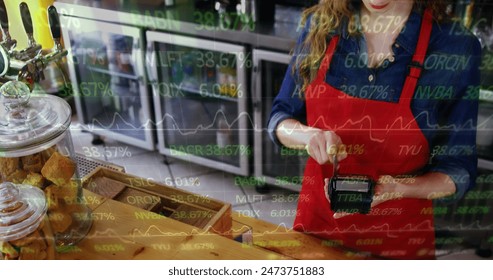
268,10,482,200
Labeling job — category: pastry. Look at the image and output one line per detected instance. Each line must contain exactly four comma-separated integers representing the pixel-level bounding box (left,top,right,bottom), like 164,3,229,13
40,147,56,163
18,239,47,260
21,154,43,173
45,181,78,204
48,210,73,233
5,169,28,184
23,172,45,189
0,158,19,179
41,152,76,186
44,185,59,211
0,241,19,259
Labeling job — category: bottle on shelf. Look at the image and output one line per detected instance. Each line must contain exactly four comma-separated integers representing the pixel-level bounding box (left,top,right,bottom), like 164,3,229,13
109,64,122,112
181,52,200,90
216,64,226,96
216,104,232,148
216,64,237,97
127,80,139,124
227,69,238,97
203,63,217,95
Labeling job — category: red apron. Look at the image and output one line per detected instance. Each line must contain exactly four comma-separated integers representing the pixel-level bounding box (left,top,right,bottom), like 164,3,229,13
294,10,435,259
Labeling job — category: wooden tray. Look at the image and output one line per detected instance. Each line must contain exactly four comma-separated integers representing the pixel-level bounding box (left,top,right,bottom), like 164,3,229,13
82,167,232,236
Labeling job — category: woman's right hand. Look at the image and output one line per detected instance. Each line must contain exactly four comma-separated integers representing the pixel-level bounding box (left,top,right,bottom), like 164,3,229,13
275,119,347,165
305,130,347,165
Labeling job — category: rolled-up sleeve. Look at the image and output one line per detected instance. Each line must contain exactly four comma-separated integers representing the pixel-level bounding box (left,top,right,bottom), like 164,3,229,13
267,18,310,147
428,35,482,201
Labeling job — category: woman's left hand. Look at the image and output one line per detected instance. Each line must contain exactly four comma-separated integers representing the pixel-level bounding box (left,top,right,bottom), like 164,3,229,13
371,175,404,207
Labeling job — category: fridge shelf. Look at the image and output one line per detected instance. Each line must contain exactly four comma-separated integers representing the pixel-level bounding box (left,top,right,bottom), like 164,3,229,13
168,83,241,102
87,66,139,80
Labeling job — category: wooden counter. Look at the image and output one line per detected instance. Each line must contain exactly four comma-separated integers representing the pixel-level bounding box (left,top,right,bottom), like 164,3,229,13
232,213,367,260
58,190,364,260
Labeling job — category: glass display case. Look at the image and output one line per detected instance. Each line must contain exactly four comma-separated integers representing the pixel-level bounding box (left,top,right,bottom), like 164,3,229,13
146,32,249,176
59,16,154,150
252,49,307,191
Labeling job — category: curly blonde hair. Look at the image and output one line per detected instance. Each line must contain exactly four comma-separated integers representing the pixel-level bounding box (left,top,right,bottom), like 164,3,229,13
295,0,452,93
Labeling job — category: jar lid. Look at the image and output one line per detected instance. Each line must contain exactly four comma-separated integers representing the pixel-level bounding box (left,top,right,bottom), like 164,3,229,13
0,182,47,242
0,81,71,155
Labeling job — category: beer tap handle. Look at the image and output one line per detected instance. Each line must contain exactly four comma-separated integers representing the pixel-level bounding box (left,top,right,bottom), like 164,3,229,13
0,0,8,32
0,0,10,76
0,0,15,51
48,6,61,41
47,6,62,51
20,2,35,47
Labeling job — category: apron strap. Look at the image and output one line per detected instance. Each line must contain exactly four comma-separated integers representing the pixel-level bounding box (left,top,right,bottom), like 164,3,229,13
400,8,434,106
315,35,340,83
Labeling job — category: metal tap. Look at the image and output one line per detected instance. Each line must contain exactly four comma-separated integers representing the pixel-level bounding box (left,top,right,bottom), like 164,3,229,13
0,1,67,92
13,2,43,61
0,0,16,52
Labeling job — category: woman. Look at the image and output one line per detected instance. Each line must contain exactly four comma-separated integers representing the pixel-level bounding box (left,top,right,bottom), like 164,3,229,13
268,0,481,259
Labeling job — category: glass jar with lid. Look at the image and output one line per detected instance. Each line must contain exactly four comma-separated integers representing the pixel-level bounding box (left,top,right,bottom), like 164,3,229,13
0,182,56,260
0,81,92,246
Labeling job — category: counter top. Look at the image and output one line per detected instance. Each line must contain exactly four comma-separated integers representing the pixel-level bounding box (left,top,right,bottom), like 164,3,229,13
54,0,299,52
59,190,286,259
58,190,365,260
